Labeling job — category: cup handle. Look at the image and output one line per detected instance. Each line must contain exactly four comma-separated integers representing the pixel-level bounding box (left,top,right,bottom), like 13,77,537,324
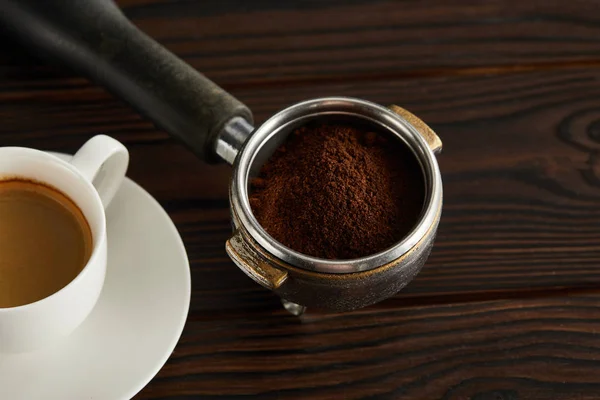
69,135,129,209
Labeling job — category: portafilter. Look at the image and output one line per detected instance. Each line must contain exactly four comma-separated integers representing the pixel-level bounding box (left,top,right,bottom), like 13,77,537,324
1,0,443,315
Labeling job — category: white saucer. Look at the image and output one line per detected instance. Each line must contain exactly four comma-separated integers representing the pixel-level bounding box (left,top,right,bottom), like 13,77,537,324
0,154,191,400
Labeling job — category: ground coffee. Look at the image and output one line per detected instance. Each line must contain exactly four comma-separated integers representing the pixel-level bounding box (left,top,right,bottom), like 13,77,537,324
250,122,425,260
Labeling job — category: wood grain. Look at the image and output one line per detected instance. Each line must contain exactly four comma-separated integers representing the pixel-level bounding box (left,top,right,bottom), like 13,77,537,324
64,0,600,85
2,67,600,304
5,0,600,90
138,293,600,399
2,0,600,398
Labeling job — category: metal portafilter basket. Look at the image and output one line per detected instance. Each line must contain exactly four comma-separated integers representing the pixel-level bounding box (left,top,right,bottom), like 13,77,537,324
1,0,443,314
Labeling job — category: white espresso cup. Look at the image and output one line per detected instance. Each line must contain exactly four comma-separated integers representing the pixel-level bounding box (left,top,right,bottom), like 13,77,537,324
0,135,129,353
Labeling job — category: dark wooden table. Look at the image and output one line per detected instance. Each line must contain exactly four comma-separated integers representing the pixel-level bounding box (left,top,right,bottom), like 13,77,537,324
3,1,600,398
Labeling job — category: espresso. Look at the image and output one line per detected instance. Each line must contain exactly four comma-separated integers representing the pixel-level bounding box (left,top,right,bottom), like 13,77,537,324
0,179,93,308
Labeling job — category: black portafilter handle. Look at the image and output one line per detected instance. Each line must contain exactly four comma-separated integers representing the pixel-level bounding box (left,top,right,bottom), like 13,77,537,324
0,0,253,163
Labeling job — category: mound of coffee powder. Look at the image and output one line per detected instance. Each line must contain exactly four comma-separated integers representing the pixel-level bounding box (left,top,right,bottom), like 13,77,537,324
249,122,425,260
